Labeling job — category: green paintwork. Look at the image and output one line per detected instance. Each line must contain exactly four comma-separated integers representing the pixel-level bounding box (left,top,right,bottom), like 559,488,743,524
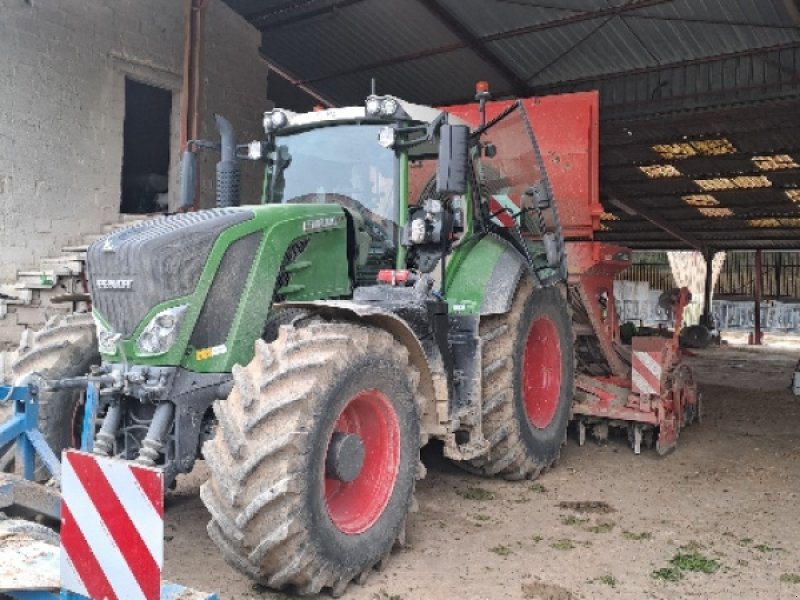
95,112,524,376
96,203,351,372
396,151,409,269
444,234,510,315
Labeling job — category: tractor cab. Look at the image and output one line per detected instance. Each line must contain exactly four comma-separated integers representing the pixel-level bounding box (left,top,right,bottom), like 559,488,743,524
258,95,474,285
253,89,567,294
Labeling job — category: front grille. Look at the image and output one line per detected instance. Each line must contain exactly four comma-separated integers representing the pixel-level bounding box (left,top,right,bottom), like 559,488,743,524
88,209,254,336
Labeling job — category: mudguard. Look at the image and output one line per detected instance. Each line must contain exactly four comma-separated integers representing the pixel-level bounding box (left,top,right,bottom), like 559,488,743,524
277,300,448,422
445,233,529,316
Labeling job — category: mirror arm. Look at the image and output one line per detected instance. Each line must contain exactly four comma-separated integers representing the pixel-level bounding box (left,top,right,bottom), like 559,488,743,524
392,113,447,149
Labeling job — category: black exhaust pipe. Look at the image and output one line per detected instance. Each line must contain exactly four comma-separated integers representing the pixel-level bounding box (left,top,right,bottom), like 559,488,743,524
215,114,240,208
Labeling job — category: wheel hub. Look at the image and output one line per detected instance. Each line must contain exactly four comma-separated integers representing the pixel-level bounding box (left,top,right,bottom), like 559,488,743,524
522,316,562,429
325,432,365,483
324,389,400,535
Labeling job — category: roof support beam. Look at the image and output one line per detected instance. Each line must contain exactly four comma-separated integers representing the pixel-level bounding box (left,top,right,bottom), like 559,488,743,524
258,52,338,108
479,0,674,43
299,0,672,85
608,196,705,251
533,42,800,90
416,0,530,96
601,228,800,239
248,0,367,30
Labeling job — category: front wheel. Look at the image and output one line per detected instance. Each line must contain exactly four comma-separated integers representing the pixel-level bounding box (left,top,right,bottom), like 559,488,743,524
463,278,574,480
1,313,98,476
201,320,421,596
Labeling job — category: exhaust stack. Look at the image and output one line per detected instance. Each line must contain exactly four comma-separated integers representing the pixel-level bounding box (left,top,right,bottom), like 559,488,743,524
215,114,240,208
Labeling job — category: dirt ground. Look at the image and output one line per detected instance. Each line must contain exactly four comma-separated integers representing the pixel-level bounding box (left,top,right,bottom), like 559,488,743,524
164,345,800,599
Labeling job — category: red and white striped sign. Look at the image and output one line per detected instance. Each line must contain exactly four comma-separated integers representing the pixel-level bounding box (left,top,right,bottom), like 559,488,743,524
632,338,665,396
60,450,164,600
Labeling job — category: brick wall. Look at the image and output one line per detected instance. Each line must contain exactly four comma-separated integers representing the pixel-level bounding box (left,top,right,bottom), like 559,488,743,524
0,0,268,280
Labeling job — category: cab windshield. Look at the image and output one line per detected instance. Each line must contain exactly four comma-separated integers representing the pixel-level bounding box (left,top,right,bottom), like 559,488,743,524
266,124,398,232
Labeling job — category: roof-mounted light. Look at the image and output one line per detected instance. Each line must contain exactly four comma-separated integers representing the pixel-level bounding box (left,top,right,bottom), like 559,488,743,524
365,95,382,116
365,95,400,118
380,97,398,116
263,110,288,133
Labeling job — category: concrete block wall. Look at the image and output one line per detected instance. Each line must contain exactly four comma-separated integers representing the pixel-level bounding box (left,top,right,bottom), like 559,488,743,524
0,0,268,281
198,0,273,208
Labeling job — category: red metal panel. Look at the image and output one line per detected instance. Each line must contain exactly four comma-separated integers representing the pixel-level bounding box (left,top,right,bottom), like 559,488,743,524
442,91,601,239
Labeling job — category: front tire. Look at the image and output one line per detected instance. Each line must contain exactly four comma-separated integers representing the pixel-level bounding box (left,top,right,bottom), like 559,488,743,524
1,313,98,476
464,277,574,480
201,320,421,596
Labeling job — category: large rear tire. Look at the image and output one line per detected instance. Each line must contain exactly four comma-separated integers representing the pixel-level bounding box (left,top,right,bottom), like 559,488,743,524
463,277,573,480
201,320,421,596
0,313,98,475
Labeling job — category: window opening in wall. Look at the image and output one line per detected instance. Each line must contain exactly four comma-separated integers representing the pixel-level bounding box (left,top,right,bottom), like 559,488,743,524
121,78,172,214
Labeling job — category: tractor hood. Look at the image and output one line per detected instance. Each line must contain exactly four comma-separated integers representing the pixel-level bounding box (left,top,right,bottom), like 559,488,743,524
88,208,254,338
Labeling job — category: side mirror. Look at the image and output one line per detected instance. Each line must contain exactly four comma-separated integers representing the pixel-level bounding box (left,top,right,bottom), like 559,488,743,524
179,150,197,209
437,124,469,195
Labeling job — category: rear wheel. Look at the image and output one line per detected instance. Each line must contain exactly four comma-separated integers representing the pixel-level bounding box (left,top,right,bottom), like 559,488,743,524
0,313,98,476
201,320,421,596
463,277,573,479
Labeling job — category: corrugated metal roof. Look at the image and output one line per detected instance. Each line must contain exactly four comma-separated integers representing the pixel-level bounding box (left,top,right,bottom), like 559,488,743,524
261,0,461,83
598,96,800,250
221,0,800,250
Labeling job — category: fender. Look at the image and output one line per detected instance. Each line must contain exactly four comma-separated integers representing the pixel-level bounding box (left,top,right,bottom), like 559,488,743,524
277,299,449,436
446,233,530,316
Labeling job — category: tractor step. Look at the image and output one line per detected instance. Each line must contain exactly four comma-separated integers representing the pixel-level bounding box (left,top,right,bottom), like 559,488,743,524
38,256,84,276
14,271,58,289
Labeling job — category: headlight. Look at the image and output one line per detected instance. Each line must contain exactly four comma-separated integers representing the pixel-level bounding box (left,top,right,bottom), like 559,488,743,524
270,110,288,128
93,313,120,355
377,126,395,148
365,95,400,117
380,97,398,116
263,110,288,132
365,95,382,116
136,305,188,356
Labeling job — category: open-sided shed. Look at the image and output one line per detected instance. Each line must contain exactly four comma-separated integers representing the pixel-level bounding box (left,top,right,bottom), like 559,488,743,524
223,0,800,253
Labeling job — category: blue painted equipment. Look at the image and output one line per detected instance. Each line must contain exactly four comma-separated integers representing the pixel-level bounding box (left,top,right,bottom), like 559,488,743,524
0,382,63,482
0,381,218,600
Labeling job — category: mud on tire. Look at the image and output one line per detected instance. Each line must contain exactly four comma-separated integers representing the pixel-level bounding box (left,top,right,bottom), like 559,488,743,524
463,277,574,480
0,313,98,475
201,320,422,596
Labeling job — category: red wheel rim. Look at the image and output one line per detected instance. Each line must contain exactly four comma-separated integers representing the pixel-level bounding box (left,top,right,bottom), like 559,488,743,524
522,317,562,429
324,389,400,535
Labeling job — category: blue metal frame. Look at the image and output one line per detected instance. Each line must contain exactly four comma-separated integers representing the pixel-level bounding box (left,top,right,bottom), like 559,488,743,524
1,384,219,600
80,383,98,453
0,384,61,483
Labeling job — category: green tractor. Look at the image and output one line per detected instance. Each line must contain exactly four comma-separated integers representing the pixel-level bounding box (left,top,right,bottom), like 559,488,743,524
80,91,574,594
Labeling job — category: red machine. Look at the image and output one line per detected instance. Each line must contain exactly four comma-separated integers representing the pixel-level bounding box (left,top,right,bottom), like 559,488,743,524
446,90,700,454
568,245,701,454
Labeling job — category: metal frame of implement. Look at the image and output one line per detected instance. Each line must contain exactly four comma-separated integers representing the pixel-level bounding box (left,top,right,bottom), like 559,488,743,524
0,381,218,600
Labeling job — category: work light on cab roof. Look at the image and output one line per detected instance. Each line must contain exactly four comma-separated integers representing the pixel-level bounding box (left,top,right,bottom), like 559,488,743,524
263,109,290,132
365,94,399,117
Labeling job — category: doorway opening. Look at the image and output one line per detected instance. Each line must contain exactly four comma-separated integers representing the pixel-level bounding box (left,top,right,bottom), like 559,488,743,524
121,78,172,214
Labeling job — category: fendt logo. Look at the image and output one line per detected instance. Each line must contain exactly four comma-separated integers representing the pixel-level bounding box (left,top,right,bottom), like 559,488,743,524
96,279,134,290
